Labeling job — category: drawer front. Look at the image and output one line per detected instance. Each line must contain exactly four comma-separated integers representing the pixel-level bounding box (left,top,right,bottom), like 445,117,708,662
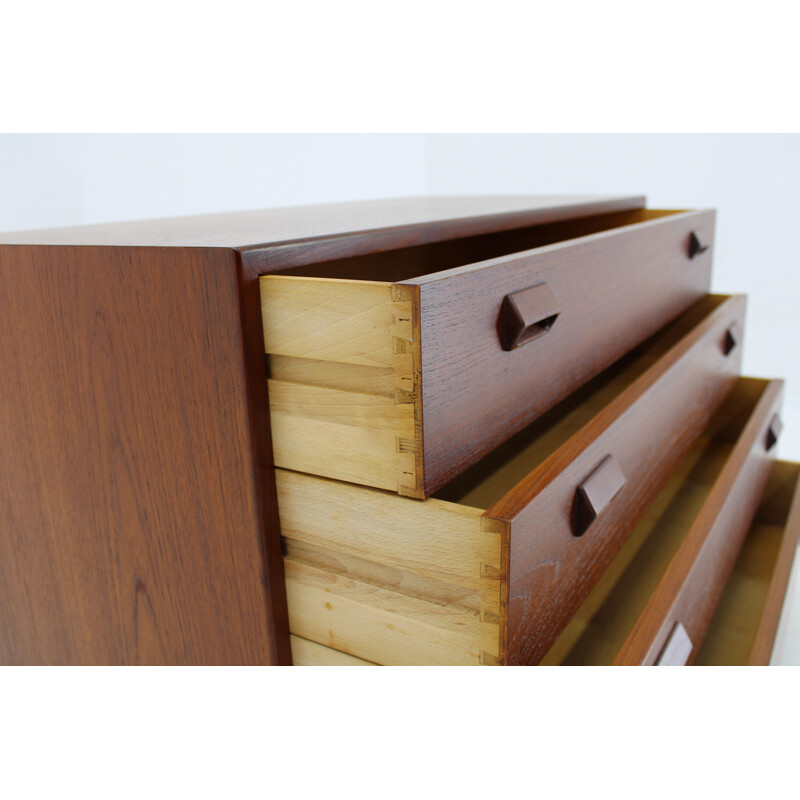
492,291,741,665
614,390,784,666
407,210,715,495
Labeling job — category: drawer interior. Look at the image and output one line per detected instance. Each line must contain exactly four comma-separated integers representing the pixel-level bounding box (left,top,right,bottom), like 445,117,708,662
434,294,730,509
541,377,770,666
274,208,683,282
278,295,735,665
261,207,703,498
695,461,800,666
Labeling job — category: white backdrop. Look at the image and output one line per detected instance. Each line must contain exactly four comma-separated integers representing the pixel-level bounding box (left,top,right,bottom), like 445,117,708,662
2,133,799,662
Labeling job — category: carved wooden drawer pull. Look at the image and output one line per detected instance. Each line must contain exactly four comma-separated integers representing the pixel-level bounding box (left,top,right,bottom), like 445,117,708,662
723,320,740,355
501,282,560,350
573,455,626,537
688,230,710,259
766,414,783,451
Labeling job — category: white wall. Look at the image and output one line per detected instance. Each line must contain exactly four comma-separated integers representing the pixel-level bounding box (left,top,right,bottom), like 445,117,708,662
0,133,427,229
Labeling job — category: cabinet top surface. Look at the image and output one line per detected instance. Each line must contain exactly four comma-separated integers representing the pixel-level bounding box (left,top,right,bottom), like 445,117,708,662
0,194,645,249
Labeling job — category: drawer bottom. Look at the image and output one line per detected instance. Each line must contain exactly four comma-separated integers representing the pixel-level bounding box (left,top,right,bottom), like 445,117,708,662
695,461,800,665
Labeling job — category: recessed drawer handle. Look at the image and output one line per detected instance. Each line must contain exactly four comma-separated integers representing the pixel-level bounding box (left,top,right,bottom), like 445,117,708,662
688,231,710,259
573,454,626,537
501,282,560,351
723,321,740,355
766,413,783,451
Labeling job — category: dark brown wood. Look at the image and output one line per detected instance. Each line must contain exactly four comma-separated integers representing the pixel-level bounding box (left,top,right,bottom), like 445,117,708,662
614,379,783,665
0,245,287,664
724,320,740,356
406,209,716,496
766,413,783,452
1,196,645,664
501,282,560,351
486,293,743,665
0,195,644,251
574,455,627,537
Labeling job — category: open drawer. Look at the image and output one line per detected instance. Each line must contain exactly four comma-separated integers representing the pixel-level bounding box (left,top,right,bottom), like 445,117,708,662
544,378,784,666
278,295,741,665
261,207,715,498
695,460,800,665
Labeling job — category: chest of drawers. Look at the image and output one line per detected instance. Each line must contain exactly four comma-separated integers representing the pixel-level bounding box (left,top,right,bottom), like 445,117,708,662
0,195,794,665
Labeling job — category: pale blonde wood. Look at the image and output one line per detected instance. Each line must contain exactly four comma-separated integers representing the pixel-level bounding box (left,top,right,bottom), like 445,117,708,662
268,381,418,494
284,558,500,665
269,355,397,398
285,538,486,610
290,634,377,666
260,276,401,368
276,469,496,596
260,275,422,496
278,468,505,663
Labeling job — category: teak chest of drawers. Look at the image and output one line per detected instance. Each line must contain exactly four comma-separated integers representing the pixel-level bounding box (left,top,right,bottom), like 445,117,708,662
0,195,796,665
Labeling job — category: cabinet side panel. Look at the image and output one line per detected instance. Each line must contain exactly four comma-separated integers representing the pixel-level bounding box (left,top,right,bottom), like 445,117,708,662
0,245,278,664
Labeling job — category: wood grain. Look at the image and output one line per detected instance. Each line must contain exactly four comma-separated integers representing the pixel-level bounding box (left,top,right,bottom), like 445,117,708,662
277,295,743,666
260,277,400,367
493,292,742,665
408,209,716,495
540,439,712,665
290,635,376,666
0,245,285,664
276,468,505,664
559,436,736,664
258,209,716,499
1,196,649,665
261,276,422,495
284,558,501,665
0,195,645,251
276,470,495,594
267,381,418,493
613,379,783,665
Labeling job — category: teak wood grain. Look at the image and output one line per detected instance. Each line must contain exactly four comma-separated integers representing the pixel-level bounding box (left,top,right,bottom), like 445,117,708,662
611,379,783,665
260,208,716,498
497,294,742,664
0,245,285,664
1,196,644,664
0,195,644,250
406,209,716,494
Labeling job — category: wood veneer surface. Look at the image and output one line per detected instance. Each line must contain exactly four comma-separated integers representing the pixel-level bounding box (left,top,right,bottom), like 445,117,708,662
0,245,285,664
0,195,644,249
